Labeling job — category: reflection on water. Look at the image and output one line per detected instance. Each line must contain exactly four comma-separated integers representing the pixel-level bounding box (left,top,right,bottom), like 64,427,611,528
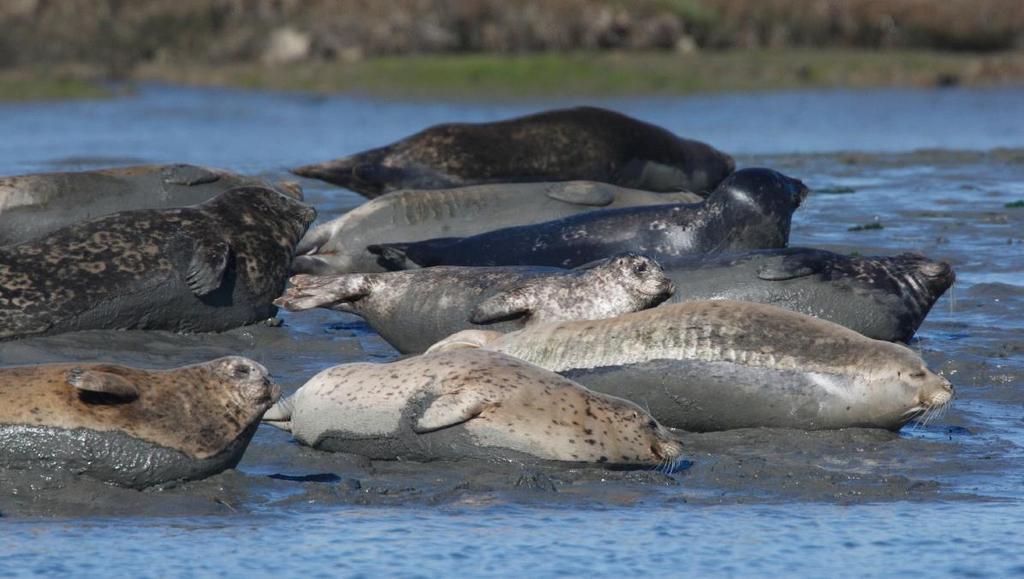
1,85,1023,577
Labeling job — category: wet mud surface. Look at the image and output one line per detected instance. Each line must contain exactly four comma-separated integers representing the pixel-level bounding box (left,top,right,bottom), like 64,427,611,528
1,147,1021,519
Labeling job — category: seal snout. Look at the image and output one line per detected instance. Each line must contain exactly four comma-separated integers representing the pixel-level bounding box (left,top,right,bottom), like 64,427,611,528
653,437,685,463
922,375,954,409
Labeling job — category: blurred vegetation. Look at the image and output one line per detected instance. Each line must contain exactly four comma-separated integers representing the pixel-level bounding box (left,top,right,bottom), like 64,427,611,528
2,0,1023,99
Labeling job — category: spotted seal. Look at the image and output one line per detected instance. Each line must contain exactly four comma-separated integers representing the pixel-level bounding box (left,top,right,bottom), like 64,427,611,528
0,356,278,488
262,349,684,466
292,106,735,198
0,186,316,341
0,164,303,246
294,182,700,274
275,254,675,354
429,301,954,432
656,248,956,342
368,168,808,270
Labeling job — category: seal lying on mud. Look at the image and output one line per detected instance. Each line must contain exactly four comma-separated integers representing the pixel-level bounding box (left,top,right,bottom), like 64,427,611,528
429,301,954,432
263,349,684,466
275,254,675,354
0,357,279,488
0,164,303,246
368,168,808,270
292,106,735,198
293,182,701,274
658,248,956,342
0,187,315,341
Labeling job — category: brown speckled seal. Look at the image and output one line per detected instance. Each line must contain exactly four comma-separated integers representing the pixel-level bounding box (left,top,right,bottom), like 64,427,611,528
292,106,734,198
0,356,279,488
0,186,316,340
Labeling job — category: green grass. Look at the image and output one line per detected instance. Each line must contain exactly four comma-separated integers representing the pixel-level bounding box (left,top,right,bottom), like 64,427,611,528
135,49,1024,98
1005,200,1024,208
0,75,111,101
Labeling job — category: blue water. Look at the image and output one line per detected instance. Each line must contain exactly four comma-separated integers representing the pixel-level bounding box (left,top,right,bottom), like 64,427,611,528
2,84,1023,577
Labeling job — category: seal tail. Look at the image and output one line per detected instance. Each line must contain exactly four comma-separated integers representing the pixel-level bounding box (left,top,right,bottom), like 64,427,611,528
366,237,461,270
262,395,295,432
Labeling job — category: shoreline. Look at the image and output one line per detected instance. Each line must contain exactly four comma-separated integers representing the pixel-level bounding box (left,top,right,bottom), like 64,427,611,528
3,49,1024,102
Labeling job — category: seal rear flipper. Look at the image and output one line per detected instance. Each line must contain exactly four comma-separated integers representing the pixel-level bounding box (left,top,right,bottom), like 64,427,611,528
185,240,230,296
470,286,538,324
413,390,489,433
545,182,615,207
425,330,504,354
262,395,295,432
66,367,140,401
290,255,338,275
274,274,371,311
367,238,458,271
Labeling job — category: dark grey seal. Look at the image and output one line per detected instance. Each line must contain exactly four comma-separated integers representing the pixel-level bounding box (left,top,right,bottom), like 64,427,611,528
0,164,303,246
0,357,278,489
657,248,956,342
292,106,735,198
275,254,674,354
293,182,700,274
0,187,316,341
368,168,809,270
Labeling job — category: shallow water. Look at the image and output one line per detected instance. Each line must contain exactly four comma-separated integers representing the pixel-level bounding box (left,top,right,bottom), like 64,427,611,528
1,85,1023,577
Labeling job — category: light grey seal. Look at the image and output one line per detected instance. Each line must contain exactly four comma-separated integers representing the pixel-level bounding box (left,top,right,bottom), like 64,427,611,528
0,164,303,246
275,253,675,353
0,186,316,341
656,248,956,342
294,181,700,274
292,106,735,198
0,356,279,488
429,301,955,432
368,168,808,270
263,349,685,467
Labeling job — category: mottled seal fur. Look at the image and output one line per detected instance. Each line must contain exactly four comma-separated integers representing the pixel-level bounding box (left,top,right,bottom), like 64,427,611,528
293,181,700,274
657,248,956,342
262,349,684,466
368,168,809,270
275,254,675,354
0,164,303,246
0,356,279,488
292,106,735,198
0,186,316,341
429,301,954,432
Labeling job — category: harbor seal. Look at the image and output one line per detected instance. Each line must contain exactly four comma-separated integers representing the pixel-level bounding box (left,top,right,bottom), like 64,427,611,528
0,164,303,246
262,349,684,466
0,356,279,488
293,181,700,274
368,164,806,268
275,253,675,353
429,301,954,432
0,186,316,341
368,168,809,270
657,248,956,342
292,106,735,198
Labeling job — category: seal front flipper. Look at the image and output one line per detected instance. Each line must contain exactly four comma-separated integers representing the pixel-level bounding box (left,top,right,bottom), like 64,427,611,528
185,239,230,296
413,390,489,433
470,285,539,324
544,182,615,207
368,238,460,270
756,250,830,281
66,366,140,401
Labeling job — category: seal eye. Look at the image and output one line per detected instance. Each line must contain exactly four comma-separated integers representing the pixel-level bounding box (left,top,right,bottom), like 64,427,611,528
632,262,648,275
232,364,252,378
647,419,658,429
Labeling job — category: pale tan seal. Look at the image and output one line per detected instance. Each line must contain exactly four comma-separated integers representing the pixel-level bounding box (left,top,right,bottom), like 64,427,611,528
429,301,955,432
263,349,684,467
0,356,279,488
